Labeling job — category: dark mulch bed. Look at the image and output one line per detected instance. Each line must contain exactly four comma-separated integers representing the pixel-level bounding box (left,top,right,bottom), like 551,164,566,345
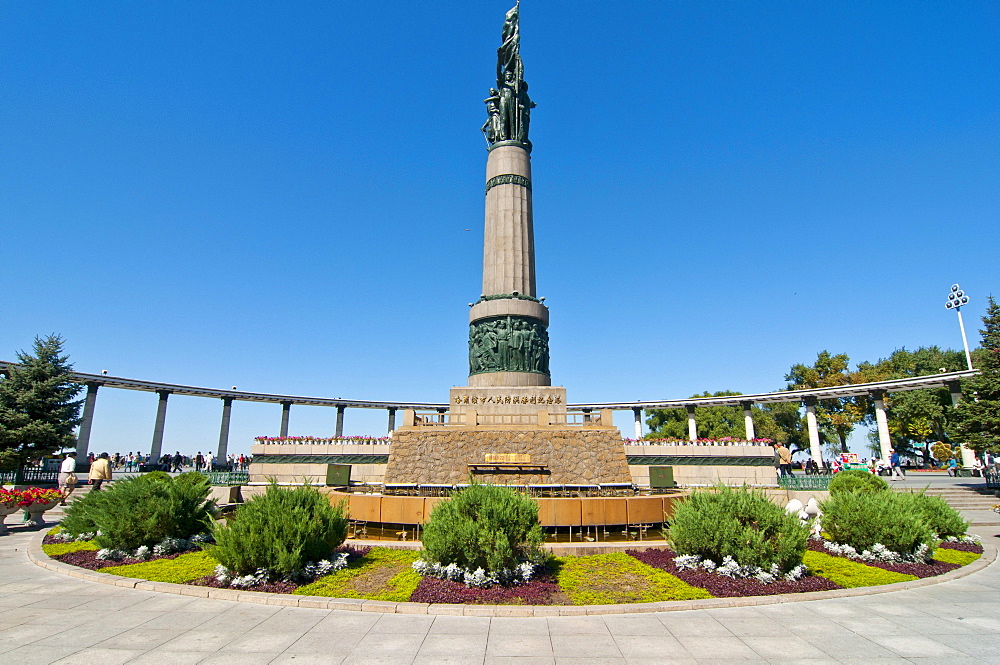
805,538,965,578
627,548,842,597
409,571,563,605
938,541,984,554
53,548,191,570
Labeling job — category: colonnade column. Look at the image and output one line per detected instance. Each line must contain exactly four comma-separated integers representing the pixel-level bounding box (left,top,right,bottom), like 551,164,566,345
741,401,755,441
947,380,977,467
335,405,345,438
149,390,170,461
686,405,697,442
279,401,291,437
387,407,397,434
632,407,643,440
871,390,893,461
217,397,233,460
803,397,823,463
75,382,100,458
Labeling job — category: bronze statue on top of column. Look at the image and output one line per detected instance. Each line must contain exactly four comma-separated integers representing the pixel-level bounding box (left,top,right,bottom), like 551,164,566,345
482,3,536,148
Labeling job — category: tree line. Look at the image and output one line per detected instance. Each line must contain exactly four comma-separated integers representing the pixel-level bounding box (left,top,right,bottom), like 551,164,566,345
645,297,1000,460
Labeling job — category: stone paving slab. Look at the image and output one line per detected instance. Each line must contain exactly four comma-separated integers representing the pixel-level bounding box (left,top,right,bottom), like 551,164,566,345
0,524,998,663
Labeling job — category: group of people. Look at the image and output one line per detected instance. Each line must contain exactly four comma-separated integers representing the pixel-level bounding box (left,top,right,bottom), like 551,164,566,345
54,449,253,505
57,451,111,505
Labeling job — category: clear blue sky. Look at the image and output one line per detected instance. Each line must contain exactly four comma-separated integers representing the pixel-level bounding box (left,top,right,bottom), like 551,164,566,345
2,2,997,457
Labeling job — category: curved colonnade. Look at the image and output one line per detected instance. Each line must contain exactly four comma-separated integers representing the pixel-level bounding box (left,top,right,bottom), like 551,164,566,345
0,361,977,464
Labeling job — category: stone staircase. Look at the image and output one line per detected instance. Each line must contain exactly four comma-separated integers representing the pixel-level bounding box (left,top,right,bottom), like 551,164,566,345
916,485,1000,526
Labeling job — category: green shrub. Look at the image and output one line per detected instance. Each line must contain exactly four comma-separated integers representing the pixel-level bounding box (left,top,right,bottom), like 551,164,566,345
667,485,809,573
903,491,968,539
420,482,544,574
209,483,348,576
555,553,712,605
828,469,888,495
60,473,214,550
294,547,421,601
803,550,917,587
100,551,217,584
820,490,936,554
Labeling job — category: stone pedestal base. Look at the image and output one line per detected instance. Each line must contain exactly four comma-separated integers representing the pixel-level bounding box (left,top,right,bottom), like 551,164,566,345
383,427,631,485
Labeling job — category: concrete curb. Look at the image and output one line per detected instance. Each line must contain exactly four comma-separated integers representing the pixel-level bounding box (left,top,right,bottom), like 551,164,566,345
27,527,998,616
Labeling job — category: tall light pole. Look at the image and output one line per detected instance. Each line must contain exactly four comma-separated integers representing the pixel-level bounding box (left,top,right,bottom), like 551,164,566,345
945,284,973,370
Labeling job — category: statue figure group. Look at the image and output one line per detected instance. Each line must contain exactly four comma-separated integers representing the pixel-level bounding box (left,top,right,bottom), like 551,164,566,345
482,4,535,146
469,316,549,375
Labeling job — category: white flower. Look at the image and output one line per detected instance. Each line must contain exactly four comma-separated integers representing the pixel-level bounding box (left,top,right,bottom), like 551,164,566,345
96,548,126,561
134,546,151,560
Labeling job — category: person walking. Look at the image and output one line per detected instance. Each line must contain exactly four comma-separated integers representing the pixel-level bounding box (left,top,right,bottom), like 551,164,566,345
88,452,112,490
172,451,183,473
772,442,793,477
58,452,79,505
195,452,204,472
890,449,905,480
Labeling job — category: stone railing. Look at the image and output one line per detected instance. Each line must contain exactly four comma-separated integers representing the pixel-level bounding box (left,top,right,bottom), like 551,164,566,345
403,409,614,428
253,436,391,445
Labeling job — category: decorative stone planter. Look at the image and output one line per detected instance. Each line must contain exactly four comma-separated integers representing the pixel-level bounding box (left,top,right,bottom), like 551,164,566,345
0,504,21,535
22,500,60,526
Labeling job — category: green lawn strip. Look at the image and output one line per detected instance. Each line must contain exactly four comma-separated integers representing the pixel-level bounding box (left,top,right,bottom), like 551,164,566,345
555,552,713,605
99,551,217,584
294,547,421,602
42,541,99,557
933,548,982,566
803,550,918,588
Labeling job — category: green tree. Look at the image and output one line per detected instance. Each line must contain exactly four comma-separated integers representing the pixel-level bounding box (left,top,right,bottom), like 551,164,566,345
0,335,83,470
785,351,879,453
861,346,968,462
951,296,1000,454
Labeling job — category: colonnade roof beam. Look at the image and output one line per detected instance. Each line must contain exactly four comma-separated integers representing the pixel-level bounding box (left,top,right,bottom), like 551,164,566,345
0,363,976,412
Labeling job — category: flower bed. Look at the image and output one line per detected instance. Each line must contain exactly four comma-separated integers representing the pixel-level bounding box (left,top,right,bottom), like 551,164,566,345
1,487,63,508
43,536,985,605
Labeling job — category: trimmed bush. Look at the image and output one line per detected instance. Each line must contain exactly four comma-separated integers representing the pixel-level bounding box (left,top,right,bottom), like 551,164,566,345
667,485,809,573
903,491,969,539
828,469,888,495
420,482,544,574
209,483,348,576
820,490,935,555
61,472,214,550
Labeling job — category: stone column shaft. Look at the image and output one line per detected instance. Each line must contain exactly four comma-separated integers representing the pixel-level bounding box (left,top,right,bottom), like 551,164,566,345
483,145,535,297
150,390,170,461
387,407,397,434
75,383,100,458
686,405,697,442
804,399,822,463
335,405,345,438
632,408,642,440
217,398,233,460
871,391,892,461
741,401,755,441
279,402,291,437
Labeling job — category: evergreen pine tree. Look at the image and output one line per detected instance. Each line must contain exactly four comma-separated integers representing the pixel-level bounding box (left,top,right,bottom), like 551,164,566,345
952,296,1000,454
0,335,83,469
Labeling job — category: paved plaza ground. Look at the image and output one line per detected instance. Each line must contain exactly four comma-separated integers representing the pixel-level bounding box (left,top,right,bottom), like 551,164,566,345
0,521,997,665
